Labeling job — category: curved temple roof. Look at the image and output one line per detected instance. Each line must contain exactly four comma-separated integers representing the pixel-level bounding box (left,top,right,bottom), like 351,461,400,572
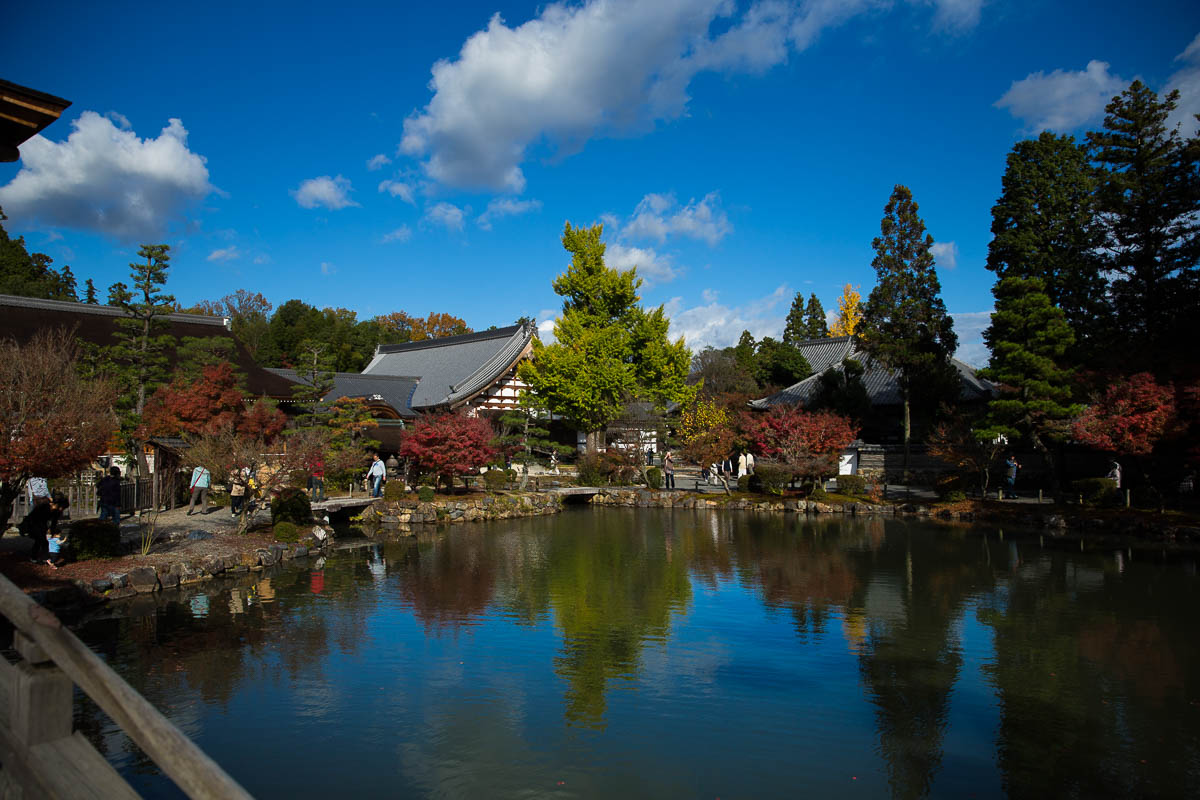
362,323,534,410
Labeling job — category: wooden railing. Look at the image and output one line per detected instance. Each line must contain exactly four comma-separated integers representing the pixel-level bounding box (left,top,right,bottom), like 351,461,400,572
0,574,252,799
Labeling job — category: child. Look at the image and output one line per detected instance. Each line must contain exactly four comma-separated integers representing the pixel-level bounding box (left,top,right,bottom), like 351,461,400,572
46,530,67,569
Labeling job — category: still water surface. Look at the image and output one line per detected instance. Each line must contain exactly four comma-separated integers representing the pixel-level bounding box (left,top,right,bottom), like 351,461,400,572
73,509,1200,798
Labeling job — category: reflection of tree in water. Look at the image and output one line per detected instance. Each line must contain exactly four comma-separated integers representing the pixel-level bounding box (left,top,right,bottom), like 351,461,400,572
853,526,995,800
388,533,498,630
980,551,1200,798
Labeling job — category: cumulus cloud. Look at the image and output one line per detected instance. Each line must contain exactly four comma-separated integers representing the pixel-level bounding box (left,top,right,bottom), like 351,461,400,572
105,111,132,130
664,285,791,350
476,197,542,229
0,111,213,240
621,192,731,246
606,242,677,285
292,175,358,209
1166,32,1200,138
930,240,958,270
377,178,416,204
424,202,465,231
995,60,1127,132
381,225,413,243
951,310,992,368
207,246,241,262
366,153,392,170
399,0,981,193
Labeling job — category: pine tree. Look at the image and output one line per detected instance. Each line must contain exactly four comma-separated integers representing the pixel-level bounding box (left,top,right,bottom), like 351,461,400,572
84,278,98,304
112,245,176,417
987,133,1106,359
803,293,828,338
859,185,958,478
1087,81,1200,379
980,277,1081,492
782,292,806,346
290,340,337,429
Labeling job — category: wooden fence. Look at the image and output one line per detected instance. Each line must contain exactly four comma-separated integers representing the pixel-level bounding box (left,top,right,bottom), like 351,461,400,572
0,572,252,798
9,478,154,525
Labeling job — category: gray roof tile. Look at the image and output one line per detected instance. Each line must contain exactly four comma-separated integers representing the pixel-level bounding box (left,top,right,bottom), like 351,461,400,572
267,369,419,417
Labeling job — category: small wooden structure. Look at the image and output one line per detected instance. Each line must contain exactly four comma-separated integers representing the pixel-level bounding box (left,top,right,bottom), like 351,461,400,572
0,573,252,798
0,79,71,162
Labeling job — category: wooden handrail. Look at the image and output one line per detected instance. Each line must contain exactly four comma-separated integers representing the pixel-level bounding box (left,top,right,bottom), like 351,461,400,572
0,573,252,799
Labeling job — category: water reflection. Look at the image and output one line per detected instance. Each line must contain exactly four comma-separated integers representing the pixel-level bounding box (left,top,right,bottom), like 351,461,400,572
73,511,1200,799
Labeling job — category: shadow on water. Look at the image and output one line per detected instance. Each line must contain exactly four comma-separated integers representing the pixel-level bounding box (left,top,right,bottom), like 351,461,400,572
71,509,1200,799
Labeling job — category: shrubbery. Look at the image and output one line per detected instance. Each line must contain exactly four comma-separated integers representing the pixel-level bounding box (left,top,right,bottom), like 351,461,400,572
807,484,828,501
837,474,867,496
270,487,312,525
418,486,435,502
737,474,750,492
484,469,509,490
576,453,607,486
273,521,299,542
383,481,406,501
69,519,121,560
935,473,965,500
750,461,793,496
646,467,663,489
1071,477,1117,506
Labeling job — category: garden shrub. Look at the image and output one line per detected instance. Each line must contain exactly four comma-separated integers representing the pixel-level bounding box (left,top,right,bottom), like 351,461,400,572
934,473,965,499
942,489,967,503
68,519,121,560
270,487,313,525
646,467,663,489
273,521,299,542
1071,478,1117,506
751,462,792,495
737,474,751,492
837,475,867,496
418,486,435,502
484,469,509,490
576,453,607,486
808,485,828,502
383,481,407,501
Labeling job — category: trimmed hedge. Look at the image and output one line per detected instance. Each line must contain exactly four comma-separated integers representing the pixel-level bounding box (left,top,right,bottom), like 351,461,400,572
484,469,509,490
807,485,828,502
273,521,300,542
646,467,663,490
270,487,313,525
576,453,607,486
383,481,406,501
837,475,867,496
750,462,792,496
69,519,122,560
1072,477,1117,506
418,486,435,502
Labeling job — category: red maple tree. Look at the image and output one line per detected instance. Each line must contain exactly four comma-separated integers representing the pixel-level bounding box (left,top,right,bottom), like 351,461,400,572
398,413,496,490
740,407,858,482
1071,373,1177,457
141,361,286,441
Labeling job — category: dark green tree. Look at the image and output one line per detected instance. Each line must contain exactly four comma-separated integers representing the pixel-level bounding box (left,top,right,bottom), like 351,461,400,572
753,337,811,389
812,358,871,421
111,245,176,418
733,329,757,374
859,185,959,478
782,293,806,346
83,278,98,304
980,277,1082,492
986,133,1106,363
803,293,828,338
290,340,337,429
0,209,79,301
1087,81,1200,379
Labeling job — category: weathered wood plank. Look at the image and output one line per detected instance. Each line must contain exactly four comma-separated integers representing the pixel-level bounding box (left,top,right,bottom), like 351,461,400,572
9,663,71,747
29,732,141,800
13,632,49,666
0,575,251,800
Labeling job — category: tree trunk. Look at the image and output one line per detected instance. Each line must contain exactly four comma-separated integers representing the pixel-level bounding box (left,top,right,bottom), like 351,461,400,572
902,395,912,491
585,430,602,454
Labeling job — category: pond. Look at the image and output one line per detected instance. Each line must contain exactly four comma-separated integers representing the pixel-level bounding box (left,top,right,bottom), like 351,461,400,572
72,508,1200,799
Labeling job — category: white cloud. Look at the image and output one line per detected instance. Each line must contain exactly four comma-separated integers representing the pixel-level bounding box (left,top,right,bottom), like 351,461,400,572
930,240,958,270
664,284,791,350
366,153,392,170
424,202,465,231
0,111,213,240
995,60,1127,132
104,111,132,130
382,225,413,243
320,261,336,276
621,191,731,246
1167,32,1200,138
606,242,677,284
951,310,992,368
207,246,241,262
292,175,358,210
400,0,982,193
701,288,719,303
253,254,270,265
377,179,416,204
476,197,542,229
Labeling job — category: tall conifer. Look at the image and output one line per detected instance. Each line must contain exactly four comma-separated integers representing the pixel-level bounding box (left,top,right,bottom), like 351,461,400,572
803,293,828,338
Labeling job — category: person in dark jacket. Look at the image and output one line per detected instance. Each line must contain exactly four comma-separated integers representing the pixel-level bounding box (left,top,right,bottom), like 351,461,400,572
19,492,67,564
97,466,122,523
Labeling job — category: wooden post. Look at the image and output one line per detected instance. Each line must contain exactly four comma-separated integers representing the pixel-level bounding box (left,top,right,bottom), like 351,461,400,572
1126,489,1131,508
1038,488,1043,504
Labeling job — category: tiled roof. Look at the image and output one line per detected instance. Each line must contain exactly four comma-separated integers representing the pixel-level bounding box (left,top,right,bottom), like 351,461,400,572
749,338,995,409
362,324,533,409
266,370,419,417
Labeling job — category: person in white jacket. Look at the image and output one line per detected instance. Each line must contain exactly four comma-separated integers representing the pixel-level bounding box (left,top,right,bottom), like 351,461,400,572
368,454,387,497
746,451,755,475
737,452,747,479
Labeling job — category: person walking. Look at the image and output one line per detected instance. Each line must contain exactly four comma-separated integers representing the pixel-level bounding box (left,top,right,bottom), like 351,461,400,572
746,451,755,475
368,453,386,498
230,466,248,518
737,452,747,479
308,455,326,503
663,451,676,491
97,466,122,523
186,464,212,515
1106,459,1122,489
1003,455,1019,500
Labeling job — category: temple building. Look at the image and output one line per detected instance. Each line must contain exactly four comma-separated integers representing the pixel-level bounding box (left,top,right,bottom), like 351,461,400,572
0,79,71,162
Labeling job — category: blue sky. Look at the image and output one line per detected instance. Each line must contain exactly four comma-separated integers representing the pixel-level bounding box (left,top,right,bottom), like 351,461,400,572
3,0,1198,365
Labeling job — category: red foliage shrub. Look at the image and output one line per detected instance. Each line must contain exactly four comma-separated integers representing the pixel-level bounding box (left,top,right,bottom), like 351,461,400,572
398,413,497,489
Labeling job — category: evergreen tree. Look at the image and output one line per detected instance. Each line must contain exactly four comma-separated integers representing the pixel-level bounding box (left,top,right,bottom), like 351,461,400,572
987,132,1106,363
859,185,958,478
0,209,79,301
518,223,695,452
782,292,806,346
980,277,1082,492
753,337,811,389
812,359,871,421
1087,81,1200,379
803,293,828,338
84,278,98,304
111,245,176,418
290,340,337,429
